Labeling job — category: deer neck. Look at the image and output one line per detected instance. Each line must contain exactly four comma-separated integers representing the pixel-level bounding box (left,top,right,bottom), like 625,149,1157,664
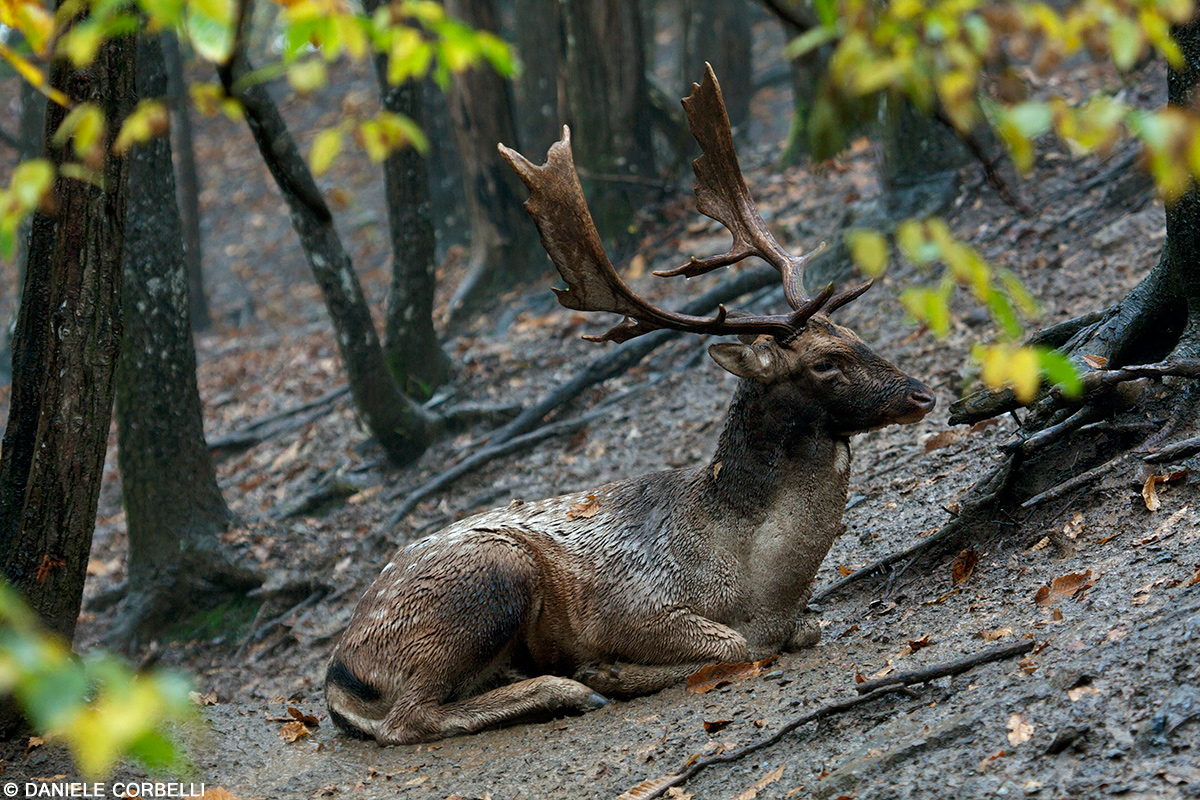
703,379,851,527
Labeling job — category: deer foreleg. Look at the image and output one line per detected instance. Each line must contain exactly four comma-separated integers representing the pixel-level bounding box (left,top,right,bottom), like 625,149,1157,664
783,611,821,651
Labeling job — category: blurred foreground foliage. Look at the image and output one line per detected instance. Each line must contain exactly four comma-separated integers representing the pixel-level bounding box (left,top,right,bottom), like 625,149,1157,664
0,582,195,777
802,0,1196,402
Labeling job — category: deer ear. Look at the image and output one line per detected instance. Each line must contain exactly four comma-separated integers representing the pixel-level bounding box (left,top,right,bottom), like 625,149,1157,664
708,342,777,381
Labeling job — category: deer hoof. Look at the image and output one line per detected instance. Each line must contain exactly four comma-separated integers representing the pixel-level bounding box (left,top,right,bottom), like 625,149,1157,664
584,692,611,710
574,664,621,694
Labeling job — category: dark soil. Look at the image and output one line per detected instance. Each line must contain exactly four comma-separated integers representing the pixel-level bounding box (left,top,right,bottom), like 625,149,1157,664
2,24,1200,800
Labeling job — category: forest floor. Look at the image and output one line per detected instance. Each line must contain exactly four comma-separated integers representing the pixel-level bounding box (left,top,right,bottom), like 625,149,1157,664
3,26,1200,800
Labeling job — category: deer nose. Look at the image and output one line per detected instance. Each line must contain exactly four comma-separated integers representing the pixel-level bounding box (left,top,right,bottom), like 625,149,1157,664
910,388,936,413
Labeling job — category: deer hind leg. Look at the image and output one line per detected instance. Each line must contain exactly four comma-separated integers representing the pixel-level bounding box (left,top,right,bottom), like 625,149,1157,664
376,676,609,745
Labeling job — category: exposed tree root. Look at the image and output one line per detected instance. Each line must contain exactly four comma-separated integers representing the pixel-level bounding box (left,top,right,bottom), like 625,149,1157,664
99,543,262,654
627,641,1034,800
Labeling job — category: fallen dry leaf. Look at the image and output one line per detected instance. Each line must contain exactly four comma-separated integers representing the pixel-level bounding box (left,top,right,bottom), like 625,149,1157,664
566,494,601,520
951,549,978,585
1143,473,1163,511
703,719,732,734
1082,354,1108,369
1063,512,1085,539
25,736,46,754
199,789,243,800
687,656,776,694
1007,713,1034,745
288,706,319,727
1188,566,1200,587
924,430,962,452
908,634,934,651
732,764,785,800
1067,685,1103,701
1134,504,1191,545
978,748,1005,772
667,788,694,799
615,775,683,800
1033,571,1097,605
980,626,1013,642
189,690,219,706
278,720,311,742
837,565,854,577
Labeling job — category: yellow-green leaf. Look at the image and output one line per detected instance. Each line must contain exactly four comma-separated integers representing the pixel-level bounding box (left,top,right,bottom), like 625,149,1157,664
310,127,343,176
846,228,889,276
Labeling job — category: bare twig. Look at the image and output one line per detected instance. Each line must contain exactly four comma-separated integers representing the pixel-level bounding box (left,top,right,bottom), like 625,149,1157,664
207,385,349,452
1020,451,1133,509
854,640,1035,694
630,640,1034,799
756,0,815,31
1145,434,1200,463
930,108,1030,216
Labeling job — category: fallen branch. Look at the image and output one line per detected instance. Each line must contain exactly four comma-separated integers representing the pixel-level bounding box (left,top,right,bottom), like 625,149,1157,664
630,641,1034,799
207,384,349,452
854,640,1035,694
1145,434,1200,463
384,384,648,531
486,265,780,447
1020,451,1133,509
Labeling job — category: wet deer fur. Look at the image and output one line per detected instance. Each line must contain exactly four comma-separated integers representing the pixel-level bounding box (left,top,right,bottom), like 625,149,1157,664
326,67,935,745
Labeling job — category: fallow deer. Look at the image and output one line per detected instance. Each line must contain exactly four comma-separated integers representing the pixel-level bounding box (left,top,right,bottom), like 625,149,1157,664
326,66,935,745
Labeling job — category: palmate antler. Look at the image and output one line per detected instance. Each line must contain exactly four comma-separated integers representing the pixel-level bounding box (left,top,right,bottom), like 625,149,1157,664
498,64,870,345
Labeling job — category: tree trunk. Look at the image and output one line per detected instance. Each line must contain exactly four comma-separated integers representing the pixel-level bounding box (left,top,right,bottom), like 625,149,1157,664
0,80,48,382
513,0,563,156
878,95,972,218
110,33,257,649
443,0,543,323
0,15,135,668
1165,18,1200,355
422,80,470,257
162,33,211,332
681,0,751,130
559,0,656,247
216,56,436,466
360,0,449,399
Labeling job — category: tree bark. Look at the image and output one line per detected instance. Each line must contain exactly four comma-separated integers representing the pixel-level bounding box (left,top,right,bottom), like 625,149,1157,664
682,0,751,130
443,0,543,323
0,78,48,382
422,80,470,256
1165,18,1200,355
110,33,257,648
878,95,972,218
162,32,211,332
513,0,563,156
361,0,449,399
217,56,436,466
0,17,135,659
559,0,656,246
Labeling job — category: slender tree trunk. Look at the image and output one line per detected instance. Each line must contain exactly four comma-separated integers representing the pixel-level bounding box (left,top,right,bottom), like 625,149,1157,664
216,56,436,466
1166,19,1200,355
162,32,210,331
513,0,562,156
878,95,972,218
681,0,751,130
443,0,543,322
422,80,469,256
360,0,449,399
0,15,135,671
110,33,257,649
0,80,48,381
559,0,656,246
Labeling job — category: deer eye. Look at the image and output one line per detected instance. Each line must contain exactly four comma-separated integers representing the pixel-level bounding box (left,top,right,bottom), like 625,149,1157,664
813,360,838,375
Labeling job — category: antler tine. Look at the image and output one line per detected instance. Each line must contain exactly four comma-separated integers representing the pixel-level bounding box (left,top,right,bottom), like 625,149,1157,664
824,279,874,313
498,128,799,344
653,63,820,314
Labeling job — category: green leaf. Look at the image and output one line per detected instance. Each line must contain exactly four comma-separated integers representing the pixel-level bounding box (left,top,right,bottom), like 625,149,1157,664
287,59,327,95
846,228,889,276
1038,348,1081,397
10,159,54,209
1109,16,1143,71
813,0,838,27
310,127,343,176
785,26,840,60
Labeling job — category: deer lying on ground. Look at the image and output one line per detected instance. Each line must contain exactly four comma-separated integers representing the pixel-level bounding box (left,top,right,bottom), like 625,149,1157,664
326,66,935,745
